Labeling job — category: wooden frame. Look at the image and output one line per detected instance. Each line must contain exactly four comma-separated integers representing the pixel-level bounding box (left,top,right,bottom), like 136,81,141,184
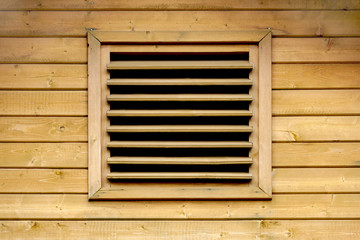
88,31,272,200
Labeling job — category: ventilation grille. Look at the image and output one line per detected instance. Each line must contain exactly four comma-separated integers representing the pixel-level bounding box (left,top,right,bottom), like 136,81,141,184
106,51,254,182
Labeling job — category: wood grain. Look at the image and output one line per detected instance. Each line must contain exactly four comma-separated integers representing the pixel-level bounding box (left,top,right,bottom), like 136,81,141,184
0,143,87,168
0,11,359,37
273,38,360,63
0,91,87,116
0,169,87,193
272,64,360,89
0,117,87,142
273,168,360,193
0,220,359,240
0,194,359,219
273,143,360,167
272,90,360,116
273,116,360,142
0,38,87,63
0,64,87,90
1,0,359,10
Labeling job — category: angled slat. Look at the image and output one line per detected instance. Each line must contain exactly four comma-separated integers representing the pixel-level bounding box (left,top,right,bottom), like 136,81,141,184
107,60,253,70
107,94,252,101
107,157,252,165
107,141,252,148
107,110,252,117
107,125,252,132
107,78,253,86
107,172,252,180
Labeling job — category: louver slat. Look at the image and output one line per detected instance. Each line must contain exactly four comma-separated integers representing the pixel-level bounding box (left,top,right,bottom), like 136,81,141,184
107,141,253,148
107,172,252,180
107,79,253,86
107,94,253,101
107,157,253,165
107,110,252,117
107,125,252,132
107,60,253,70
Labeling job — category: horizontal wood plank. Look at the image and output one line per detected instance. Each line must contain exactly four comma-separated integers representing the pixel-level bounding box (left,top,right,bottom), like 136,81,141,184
107,78,253,86
0,169,87,193
0,143,87,168
107,60,252,70
272,90,360,116
273,168,360,193
273,143,360,167
107,110,253,117
107,172,252,180
0,64,87,90
108,156,252,165
0,220,359,240
107,125,252,132
0,168,358,193
0,38,87,63
107,94,253,101
0,194,359,219
0,11,359,37
272,116,360,142
273,38,360,63
109,44,250,52
1,220,360,240
272,64,360,89
1,0,360,10
0,91,87,116
0,117,87,142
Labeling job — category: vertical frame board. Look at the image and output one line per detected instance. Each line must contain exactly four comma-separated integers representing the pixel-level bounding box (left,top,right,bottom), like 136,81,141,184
88,31,272,200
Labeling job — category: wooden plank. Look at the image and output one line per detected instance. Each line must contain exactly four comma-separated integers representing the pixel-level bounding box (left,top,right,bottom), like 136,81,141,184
273,142,360,167
107,156,252,165
1,0,359,10
107,110,253,117
0,194,360,219
0,64,87,90
0,169,87,193
1,168,360,193
272,90,360,116
0,91,88,116
107,78,253,86
0,38,87,63
0,117,87,142
1,11,359,37
272,116,360,142
0,220,359,240
107,125,252,132
107,94,253,101
273,168,360,193
107,60,252,70
107,141,253,148
0,143,87,168
107,172,252,180
272,64,360,89
273,38,360,63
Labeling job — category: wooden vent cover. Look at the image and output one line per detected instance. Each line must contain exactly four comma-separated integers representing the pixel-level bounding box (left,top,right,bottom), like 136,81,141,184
88,31,272,200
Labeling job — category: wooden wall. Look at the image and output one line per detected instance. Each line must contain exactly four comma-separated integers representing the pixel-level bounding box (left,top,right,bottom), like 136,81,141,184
0,0,360,239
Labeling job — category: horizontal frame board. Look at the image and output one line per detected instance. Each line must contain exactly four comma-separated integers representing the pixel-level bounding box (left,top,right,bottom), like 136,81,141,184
0,11,359,37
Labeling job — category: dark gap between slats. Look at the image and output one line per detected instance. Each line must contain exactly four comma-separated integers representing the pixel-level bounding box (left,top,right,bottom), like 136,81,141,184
109,148,250,157
110,52,249,61
109,85,250,94
109,132,250,141
109,116,251,125
110,101,250,110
